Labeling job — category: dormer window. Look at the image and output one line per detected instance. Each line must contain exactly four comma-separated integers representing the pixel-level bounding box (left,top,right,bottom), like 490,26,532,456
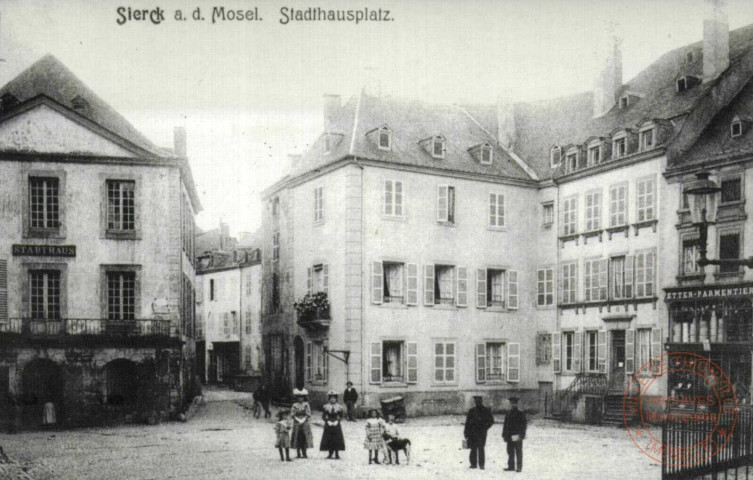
549,146,561,168
323,134,331,154
71,96,88,113
639,126,655,151
619,96,629,109
676,77,687,93
685,51,694,64
587,143,602,166
676,75,700,93
612,134,627,159
468,142,493,165
731,116,743,138
480,144,492,165
565,150,578,173
432,135,446,159
0,93,19,112
377,126,392,151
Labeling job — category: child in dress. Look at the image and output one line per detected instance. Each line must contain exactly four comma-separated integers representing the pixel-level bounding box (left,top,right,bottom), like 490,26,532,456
364,409,385,465
275,410,292,461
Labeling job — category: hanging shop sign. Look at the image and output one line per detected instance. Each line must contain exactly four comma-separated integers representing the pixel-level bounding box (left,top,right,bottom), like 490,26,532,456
12,244,76,257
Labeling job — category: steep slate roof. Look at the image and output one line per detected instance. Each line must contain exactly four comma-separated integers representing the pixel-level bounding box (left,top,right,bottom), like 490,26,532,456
0,54,170,158
292,91,535,183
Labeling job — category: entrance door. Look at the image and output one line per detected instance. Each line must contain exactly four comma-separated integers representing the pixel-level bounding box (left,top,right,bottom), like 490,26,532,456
609,330,626,391
294,336,305,390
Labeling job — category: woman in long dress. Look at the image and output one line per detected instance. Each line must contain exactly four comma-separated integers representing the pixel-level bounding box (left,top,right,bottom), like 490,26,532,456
290,389,314,458
320,391,346,459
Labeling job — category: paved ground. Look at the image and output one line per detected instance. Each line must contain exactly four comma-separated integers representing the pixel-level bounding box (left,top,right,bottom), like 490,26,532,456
0,387,662,480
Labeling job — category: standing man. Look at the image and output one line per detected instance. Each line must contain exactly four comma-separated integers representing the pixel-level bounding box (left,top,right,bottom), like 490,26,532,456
464,395,494,469
254,383,271,418
343,381,358,421
502,397,527,472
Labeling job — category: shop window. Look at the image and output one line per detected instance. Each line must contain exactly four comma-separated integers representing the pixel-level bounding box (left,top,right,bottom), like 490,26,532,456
719,231,741,274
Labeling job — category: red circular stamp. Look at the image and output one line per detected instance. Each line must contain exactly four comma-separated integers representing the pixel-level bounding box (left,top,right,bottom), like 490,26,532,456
623,351,738,467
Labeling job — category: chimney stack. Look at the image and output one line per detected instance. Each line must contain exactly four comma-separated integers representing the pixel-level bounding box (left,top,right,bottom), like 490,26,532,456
703,0,730,81
174,127,187,157
323,94,341,130
593,35,623,118
496,96,517,150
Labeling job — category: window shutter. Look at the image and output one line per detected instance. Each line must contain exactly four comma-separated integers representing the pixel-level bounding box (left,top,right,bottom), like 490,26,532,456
573,262,579,302
406,342,418,384
424,265,435,305
372,261,383,304
507,343,520,383
647,251,656,297
306,342,312,382
573,331,582,373
489,193,496,227
476,268,487,308
558,267,564,307
624,255,634,299
625,329,635,374
406,263,418,305
507,270,518,310
552,332,562,373
599,258,608,301
558,198,565,235
323,264,329,294
437,185,448,222
584,261,592,302
0,259,6,323
475,343,487,383
307,267,312,295
456,266,468,307
370,342,382,384
597,330,607,373
650,327,663,376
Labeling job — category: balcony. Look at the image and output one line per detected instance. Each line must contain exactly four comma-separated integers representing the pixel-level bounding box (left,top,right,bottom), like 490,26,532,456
296,308,331,329
0,318,177,346
294,292,331,330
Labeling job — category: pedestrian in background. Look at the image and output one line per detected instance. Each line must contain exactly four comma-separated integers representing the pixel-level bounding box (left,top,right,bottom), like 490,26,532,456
275,410,292,462
463,395,494,470
502,397,527,472
343,381,358,421
254,383,271,418
364,409,385,465
290,388,314,458
320,390,345,459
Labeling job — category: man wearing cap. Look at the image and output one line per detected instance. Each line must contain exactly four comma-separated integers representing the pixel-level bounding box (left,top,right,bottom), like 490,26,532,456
502,397,527,472
343,381,358,421
464,395,494,470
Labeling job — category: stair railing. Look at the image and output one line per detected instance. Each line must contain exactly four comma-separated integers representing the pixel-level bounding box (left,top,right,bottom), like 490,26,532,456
552,372,608,419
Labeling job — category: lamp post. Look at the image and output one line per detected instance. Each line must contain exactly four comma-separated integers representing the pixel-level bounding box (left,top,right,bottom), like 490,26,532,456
684,171,753,269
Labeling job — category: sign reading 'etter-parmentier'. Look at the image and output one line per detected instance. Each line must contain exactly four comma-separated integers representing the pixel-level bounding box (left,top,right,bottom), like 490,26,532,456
665,284,753,301
12,244,76,257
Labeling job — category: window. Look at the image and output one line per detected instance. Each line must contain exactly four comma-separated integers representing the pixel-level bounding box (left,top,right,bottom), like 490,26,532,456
434,265,455,305
222,313,230,336
245,310,252,334
487,269,505,307
431,136,445,159
271,197,280,217
585,190,602,232
210,279,215,301
244,345,252,372
245,273,253,296
561,195,577,235
542,202,554,228
536,333,552,365
639,128,655,151
30,270,61,319
637,329,651,370
107,180,136,232
323,134,331,154
587,144,601,166
29,177,60,230
636,177,656,222
72,96,88,112
271,272,280,312
676,77,688,93
307,264,328,294
584,258,607,302
619,96,629,109
486,343,505,381
437,185,455,223
378,127,392,150
489,193,505,228
609,183,628,227
306,341,328,383
231,311,238,335
550,146,561,168
719,231,741,274
682,239,700,276
383,341,403,382
384,180,404,217
720,177,742,204
563,332,574,371
476,268,517,309
685,51,694,63
373,261,418,305
560,262,577,304
610,256,633,299
612,136,627,159
272,232,280,261
537,268,554,306
566,152,578,173
586,331,598,372
313,186,323,223
635,250,656,298
107,271,136,320
731,118,743,138
480,144,493,165
434,342,456,383
476,341,519,383
383,262,404,303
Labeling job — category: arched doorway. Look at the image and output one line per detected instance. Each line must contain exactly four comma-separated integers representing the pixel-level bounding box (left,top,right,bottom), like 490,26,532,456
22,359,63,427
294,336,305,390
104,359,138,406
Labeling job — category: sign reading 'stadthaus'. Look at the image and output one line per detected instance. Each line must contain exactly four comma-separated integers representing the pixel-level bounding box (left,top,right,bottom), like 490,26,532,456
12,244,76,257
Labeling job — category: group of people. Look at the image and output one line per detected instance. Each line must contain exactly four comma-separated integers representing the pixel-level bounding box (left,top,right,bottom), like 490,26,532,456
464,395,527,472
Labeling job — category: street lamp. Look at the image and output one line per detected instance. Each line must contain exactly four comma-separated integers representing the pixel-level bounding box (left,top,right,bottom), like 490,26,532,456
683,171,753,268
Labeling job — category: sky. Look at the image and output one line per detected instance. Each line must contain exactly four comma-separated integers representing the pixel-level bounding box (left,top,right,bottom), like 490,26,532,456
2,0,753,237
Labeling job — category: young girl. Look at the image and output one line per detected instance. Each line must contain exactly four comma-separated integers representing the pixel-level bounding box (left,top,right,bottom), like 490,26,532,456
364,409,385,464
275,410,292,462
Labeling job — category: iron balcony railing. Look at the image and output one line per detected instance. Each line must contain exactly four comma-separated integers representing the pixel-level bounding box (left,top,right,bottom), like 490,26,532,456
0,318,173,338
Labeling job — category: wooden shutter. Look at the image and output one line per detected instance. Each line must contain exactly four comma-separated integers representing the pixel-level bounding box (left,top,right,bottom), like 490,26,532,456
507,343,520,383
476,268,487,308
558,267,564,306
552,332,562,373
406,263,418,305
650,327,663,376
647,251,656,297
307,267,312,295
306,342,312,382
406,342,418,384
323,264,329,293
624,255,634,298
475,343,487,383
599,258,608,301
370,342,382,384
558,197,565,235
0,259,6,324
456,266,468,307
507,270,518,310
597,330,607,373
437,185,448,222
573,331,582,373
625,329,635,374
424,265,435,305
584,261,592,302
372,261,383,304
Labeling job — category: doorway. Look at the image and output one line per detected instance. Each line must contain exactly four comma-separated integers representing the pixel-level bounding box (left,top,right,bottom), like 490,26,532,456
22,359,63,427
609,330,626,391
294,336,305,390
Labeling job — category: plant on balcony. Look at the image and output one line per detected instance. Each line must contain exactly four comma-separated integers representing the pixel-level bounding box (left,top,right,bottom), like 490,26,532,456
294,292,330,322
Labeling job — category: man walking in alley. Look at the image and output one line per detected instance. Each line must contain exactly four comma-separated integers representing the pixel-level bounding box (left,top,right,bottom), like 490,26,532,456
502,397,527,472
464,395,494,469
343,381,358,421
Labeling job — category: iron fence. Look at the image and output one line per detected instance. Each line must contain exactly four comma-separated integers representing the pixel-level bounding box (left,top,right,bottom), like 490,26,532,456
0,318,173,338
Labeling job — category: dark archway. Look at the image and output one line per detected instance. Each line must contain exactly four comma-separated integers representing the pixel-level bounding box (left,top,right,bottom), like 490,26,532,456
22,358,63,427
104,359,138,406
294,336,305,390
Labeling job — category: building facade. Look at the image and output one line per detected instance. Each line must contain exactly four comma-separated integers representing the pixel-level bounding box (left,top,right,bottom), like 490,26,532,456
0,55,201,430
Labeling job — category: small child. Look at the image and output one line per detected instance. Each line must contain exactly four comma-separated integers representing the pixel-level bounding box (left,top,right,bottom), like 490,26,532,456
275,410,292,461
382,414,400,464
364,409,385,465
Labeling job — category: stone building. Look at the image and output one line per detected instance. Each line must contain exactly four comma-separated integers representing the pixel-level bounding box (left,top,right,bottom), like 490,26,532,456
0,55,201,429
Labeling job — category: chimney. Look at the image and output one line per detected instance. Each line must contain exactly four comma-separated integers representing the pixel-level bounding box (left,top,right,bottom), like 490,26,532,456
288,153,302,172
174,127,187,157
496,97,517,150
219,221,229,250
703,0,730,81
592,36,623,118
323,94,341,130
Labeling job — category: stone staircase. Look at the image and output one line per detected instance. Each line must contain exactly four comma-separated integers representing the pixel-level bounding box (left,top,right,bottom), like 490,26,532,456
601,393,626,426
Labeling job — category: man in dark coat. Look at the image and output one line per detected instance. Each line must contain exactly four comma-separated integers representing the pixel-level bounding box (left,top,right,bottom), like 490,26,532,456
343,381,358,421
464,395,495,469
254,384,271,418
502,397,527,472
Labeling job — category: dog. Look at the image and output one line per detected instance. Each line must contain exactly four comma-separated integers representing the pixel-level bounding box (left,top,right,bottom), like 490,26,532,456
382,432,411,465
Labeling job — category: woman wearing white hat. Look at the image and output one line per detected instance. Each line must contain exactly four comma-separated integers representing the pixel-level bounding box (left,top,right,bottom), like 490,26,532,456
290,389,314,458
320,390,346,459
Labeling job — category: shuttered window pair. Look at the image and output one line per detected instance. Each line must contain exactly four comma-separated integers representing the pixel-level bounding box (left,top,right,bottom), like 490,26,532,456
369,341,417,384
475,342,520,383
476,269,518,310
305,342,327,383
583,259,608,302
437,185,455,223
306,264,329,295
609,183,628,227
584,189,602,232
560,195,578,235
